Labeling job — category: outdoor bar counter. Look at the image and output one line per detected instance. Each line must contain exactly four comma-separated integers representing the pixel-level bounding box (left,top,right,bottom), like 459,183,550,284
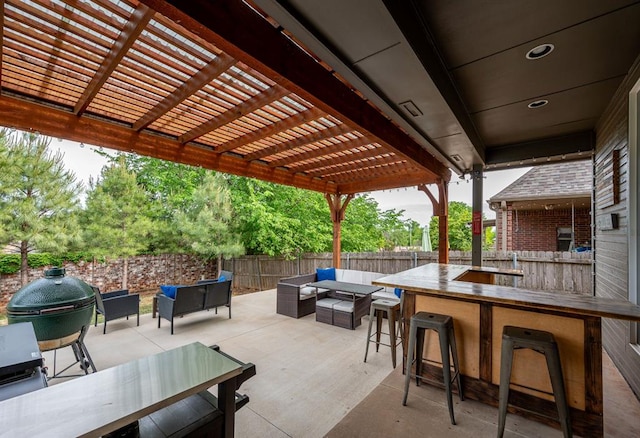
373,263,640,437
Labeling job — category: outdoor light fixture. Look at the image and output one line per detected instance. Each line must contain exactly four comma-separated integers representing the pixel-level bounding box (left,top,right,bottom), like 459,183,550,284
528,99,548,109
526,43,554,60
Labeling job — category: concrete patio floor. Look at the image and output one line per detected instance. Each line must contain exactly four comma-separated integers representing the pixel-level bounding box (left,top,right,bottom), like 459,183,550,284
43,289,640,437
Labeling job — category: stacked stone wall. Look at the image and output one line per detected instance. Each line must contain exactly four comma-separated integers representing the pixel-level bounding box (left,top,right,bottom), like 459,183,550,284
0,254,216,313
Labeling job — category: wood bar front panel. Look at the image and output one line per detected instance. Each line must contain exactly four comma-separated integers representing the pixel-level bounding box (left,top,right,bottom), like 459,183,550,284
492,306,586,409
415,295,480,378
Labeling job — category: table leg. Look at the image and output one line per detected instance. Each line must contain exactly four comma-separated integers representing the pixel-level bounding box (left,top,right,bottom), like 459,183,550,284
218,376,237,438
152,295,157,318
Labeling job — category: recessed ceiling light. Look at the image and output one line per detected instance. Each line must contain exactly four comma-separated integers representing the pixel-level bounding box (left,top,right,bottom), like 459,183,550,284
526,43,554,60
528,99,548,109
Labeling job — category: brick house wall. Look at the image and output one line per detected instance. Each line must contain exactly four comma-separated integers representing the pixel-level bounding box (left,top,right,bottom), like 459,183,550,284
495,206,591,251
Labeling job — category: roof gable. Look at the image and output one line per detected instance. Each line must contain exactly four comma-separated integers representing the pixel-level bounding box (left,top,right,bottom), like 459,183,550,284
489,160,592,203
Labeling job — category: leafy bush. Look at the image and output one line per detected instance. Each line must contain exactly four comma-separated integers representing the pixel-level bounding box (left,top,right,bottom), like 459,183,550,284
0,253,94,274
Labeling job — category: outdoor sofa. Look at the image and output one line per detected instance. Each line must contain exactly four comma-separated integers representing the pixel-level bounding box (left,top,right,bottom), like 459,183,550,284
157,277,233,334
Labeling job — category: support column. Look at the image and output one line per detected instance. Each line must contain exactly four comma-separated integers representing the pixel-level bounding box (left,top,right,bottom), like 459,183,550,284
325,193,354,268
472,164,483,266
418,180,449,264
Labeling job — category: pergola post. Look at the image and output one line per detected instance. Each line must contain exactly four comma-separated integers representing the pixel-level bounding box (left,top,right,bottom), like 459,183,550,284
472,164,483,267
325,193,354,268
418,180,449,264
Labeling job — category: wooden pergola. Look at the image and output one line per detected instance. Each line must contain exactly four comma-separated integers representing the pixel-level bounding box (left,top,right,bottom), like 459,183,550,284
0,0,451,266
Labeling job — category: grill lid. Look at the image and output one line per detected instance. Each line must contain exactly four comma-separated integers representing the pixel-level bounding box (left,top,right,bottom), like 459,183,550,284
7,267,95,314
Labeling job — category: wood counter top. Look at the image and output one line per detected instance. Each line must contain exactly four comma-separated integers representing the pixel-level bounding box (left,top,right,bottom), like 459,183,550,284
373,264,640,322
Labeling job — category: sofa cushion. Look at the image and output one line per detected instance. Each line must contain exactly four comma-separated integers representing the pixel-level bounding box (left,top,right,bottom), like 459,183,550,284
316,267,336,281
218,275,227,282
299,286,316,296
316,298,341,309
160,285,179,299
333,301,354,313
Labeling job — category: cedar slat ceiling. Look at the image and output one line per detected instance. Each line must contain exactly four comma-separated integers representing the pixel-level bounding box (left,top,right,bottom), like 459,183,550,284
0,0,450,194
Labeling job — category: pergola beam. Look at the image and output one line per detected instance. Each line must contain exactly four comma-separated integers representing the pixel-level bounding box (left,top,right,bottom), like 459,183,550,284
245,123,352,161
215,107,325,153
271,136,374,168
139,0,450,182
74,4,154,115
133,54,236,131
310,155,406,179
303,147,389,176
179,85,289,144
0,94,335,193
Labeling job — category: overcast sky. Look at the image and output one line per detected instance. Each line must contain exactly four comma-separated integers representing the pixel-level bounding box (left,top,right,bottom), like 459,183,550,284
54,139,530,227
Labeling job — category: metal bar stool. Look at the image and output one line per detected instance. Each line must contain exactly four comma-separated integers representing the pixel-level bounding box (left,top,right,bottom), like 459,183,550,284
497,326,572,438
364,299,402,368
403,311,463,425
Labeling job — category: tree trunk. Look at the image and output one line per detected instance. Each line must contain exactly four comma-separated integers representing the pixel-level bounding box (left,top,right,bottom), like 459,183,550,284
20,240,28,286
218,254,223,277
122,258,128,289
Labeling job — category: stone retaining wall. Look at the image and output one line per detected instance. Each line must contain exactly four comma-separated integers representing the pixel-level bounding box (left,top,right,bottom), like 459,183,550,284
0,254,216,313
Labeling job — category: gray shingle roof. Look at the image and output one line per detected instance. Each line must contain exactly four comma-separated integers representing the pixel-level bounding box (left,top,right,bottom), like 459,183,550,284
489,160,592,202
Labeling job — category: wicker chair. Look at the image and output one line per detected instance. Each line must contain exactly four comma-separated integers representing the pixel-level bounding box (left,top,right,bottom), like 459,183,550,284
276,273,317,318
93,287,140,334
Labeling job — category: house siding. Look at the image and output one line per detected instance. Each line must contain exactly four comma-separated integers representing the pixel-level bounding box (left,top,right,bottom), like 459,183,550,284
495,206,591,251
594,54,640,397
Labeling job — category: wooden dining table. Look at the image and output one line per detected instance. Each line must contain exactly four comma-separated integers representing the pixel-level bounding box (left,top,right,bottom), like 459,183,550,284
373,263,640,437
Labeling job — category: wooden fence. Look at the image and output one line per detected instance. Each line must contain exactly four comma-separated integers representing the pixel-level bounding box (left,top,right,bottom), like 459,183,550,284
223,250,594,295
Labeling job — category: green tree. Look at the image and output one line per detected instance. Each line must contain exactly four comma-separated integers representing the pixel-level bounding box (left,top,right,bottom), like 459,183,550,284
175,172,244,271
0,130,82,285
101,152,206,253
229,177,329,257
341,195,385,252
428,202,496,251
80,159,156,288
379,209,408,250
429,201,473,251
484,226,496,250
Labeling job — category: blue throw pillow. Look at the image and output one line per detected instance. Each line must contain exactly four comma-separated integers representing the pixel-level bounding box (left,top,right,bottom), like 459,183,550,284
160,285,179,299
316,267,336,281
218,275,226,282
394,288,403,298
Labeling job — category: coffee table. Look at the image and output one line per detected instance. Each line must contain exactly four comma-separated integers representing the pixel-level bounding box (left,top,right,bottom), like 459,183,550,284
308,280,382,329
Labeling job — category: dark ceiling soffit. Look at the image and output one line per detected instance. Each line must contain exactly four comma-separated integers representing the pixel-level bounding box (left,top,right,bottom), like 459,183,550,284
484,131,595,165
382,0,485,161
139,0,451,182
267,0,462,174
